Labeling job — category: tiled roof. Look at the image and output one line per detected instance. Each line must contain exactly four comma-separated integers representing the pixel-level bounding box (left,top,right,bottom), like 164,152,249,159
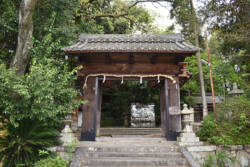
64,34,199,53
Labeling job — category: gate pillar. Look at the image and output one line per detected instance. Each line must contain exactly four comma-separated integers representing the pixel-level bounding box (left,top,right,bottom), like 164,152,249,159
80,77,99,141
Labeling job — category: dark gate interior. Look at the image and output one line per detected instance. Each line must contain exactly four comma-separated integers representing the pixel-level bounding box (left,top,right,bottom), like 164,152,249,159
100,80,161,128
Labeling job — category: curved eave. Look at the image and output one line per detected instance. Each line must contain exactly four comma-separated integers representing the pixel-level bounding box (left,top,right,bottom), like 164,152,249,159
65,49,198,54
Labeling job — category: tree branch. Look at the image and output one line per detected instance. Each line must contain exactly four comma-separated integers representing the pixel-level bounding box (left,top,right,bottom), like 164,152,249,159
86,0,173,20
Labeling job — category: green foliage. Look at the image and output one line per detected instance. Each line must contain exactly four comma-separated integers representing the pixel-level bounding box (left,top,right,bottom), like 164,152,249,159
75,0,155,34
0,33,85,126
0,0,19,64
202,0,250,56
197,114,217,141
201,0,250,100
208,135,234,146
203,152,235,167
181,52,240,105
170,0,197,43
197,97,250,145
34,156,68,167
0,0,156,65
33,0,78,42
0,119,61,167
214,97,250,145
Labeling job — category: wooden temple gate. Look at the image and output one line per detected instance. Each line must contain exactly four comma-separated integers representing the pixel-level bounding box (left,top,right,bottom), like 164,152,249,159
64,34,199,141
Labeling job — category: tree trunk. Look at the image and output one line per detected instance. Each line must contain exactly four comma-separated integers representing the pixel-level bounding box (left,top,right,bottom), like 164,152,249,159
11,0,37,75
190,0,208,117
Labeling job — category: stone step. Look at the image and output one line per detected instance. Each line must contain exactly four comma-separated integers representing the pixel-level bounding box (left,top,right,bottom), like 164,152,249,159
100,128,162,136
101,128,162,131
81,165,190,167
82,157,189,166
80,146,180,153
96,136,166,142
74,140,191,167
177,137,200,142
83,152,183,159
178,141,203,146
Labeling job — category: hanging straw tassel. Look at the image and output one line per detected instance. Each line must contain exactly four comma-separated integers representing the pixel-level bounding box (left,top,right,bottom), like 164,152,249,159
103,75,106,83
121,76,124,84
140,76,143,84
157,75,160,83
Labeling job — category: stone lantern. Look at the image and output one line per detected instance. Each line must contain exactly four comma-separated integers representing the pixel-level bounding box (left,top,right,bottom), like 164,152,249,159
49,112,77,161
181,104,193,133
229,82,244,97
178,104,203,146
60,112,77,147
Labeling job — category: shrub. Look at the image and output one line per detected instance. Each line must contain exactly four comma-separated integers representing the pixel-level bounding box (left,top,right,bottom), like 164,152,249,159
0,33,85,127
197,114,217,141
216,97,250,124
0,119,61,167
208,135,234,146
34,156,68,167
197,96,250,145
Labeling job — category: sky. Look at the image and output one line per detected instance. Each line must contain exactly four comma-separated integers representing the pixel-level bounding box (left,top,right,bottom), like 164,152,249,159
140,1,178,32
140,1,202,33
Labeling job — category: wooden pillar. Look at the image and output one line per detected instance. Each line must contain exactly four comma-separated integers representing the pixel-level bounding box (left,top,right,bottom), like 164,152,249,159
160,79,169,138
160,81,166,137
160,78,181,141
168,77,181,140
81,77,99,141
96,82,102,137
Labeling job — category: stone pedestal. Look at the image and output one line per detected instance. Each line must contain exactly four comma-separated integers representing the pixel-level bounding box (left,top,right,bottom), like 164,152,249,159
178,104,202,146
178,132,203,146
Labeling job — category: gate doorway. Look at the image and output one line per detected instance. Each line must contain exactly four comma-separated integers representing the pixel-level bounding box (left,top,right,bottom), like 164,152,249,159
83,76,182,141
64,34,199,141
99,80,161,137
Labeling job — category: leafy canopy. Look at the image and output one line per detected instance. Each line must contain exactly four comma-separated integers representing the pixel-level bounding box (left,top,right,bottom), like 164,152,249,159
0,33,84,126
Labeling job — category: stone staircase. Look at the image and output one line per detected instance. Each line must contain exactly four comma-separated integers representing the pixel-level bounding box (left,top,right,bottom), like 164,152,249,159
73,138,190,167
99,127,162,137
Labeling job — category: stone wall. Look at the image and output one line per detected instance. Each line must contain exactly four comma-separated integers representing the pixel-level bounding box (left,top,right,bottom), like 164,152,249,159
187,145,250,167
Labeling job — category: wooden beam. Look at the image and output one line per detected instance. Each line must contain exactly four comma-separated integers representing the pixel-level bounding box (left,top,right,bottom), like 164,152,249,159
105,54,112,64
77,63,179,75
174,56,185,64
129,55,134,64
151,55,158,64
